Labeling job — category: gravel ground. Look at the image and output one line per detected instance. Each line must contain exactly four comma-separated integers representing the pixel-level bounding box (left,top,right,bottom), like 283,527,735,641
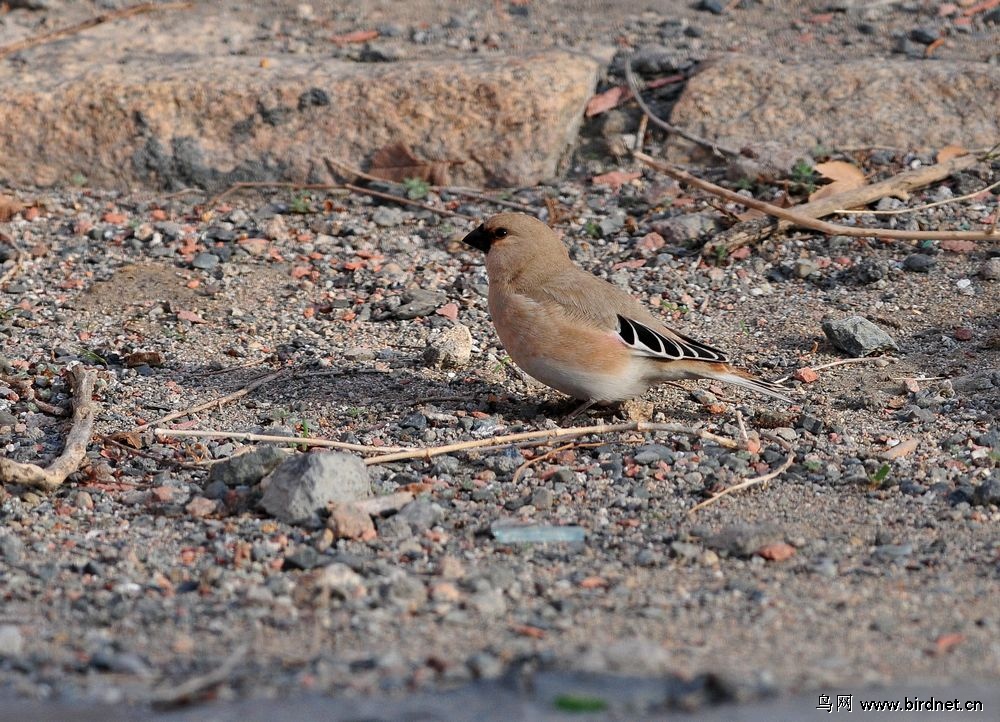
1,0,999,718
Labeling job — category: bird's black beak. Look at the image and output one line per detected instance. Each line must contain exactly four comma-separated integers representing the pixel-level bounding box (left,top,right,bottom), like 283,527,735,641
461,224,491,253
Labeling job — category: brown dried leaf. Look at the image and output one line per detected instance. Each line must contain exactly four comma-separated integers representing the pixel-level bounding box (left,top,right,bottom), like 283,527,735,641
369,142,452,185
0,195,25,222
936,144,968,163
585,86,627,117
330,29,379,44
809,161,866,201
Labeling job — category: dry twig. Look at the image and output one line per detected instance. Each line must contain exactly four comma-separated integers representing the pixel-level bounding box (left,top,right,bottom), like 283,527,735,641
364,421,739,466
152,428,409,454
0,366,99,491
343,183,474,220
688,433,795,513
0,2,192,59
633,151,998,257
134,369,287,432
151,643,249,708
775,356,897,384
835,178,1000,216
625,57,741,159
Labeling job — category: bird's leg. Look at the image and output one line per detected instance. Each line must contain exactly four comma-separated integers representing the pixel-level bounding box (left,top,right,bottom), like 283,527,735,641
561,399,597,424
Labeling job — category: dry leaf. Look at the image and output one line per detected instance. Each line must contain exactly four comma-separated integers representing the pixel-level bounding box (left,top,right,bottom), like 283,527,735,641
939,239,977,253
585,86,627,117
592,170,641,190
369,142,452,185
809,161,866,201
0,195,25,222
331,29,379,44
936,145,968,163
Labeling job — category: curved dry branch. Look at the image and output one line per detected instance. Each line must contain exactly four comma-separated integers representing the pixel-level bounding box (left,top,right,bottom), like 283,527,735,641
0,365,99,491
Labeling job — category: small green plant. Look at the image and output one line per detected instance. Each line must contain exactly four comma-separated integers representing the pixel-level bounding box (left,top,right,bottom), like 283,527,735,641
734,177,754,191
869,463,891,487
790,159,818,194
714,244,728,264
804,459,824,472
402,177,430,200
79,348,108,366
289,192,311,214
70,172,87,187
584,220,602,239
554,694,608,713
346,406,363,418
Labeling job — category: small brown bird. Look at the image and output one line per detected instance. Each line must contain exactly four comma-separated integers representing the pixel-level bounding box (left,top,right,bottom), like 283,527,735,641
461,212,791,414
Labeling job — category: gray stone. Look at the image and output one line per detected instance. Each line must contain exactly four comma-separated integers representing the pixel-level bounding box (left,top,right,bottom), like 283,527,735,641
578,637,673,675
260,452,370,525
0,534,25,564
598,210,626,237
703,524,783,558
395,499,444,532
980,258,1000,281
822,316,899,357
902,253,935,273
652,212,720,243
530,488,554,509
372,206,404,227
191,252,220,270
972,478,1000,507
0,626,23,658
393,289,446,320
208,444,289,487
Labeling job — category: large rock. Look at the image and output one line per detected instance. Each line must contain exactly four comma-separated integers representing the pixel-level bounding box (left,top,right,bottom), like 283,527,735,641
822,316,899,357
260,452,370,526
670,55,1000,154
0,46,598,190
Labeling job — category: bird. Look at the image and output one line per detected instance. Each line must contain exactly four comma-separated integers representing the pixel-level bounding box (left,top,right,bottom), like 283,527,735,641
460,212,792,416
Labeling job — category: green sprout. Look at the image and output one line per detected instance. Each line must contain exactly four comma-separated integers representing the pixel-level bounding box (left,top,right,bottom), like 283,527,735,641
554,694,608,713
402,177,430,200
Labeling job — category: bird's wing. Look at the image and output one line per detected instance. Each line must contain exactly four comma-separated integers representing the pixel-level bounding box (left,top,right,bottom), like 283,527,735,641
529,269,729,363
614,314,728,363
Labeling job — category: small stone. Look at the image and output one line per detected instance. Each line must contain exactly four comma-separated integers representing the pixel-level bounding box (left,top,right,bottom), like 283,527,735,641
284,546,322,570
314,563,365,598
393,289,446,320
72,490,94,510
423,324,473,369
466,588,506,617
794,259,819,278
328,503,377,540
0,625,23,658
185,496,217,518
0,535,25,564
972,478,1000,507
598,210,626,237
822,316,899,357
793,367,819,383
980,258,1000,281
467,652,504,679
902,253,935,273
400,412,428,431
909,27,939,45
704,524,783,558
755,542,795,561
530,487,554,509
372,206,404,227
260,452,371,525
954,327,973,342
191,252,220,270
209,445,288,487
383,574,427,611
578,637,673,675
395,499,444,532
697,0,724,14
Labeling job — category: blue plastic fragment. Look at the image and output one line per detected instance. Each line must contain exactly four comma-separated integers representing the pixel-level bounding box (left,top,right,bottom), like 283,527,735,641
491,524,586,544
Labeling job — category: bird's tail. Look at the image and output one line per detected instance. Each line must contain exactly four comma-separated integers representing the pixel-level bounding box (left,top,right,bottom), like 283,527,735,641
709,365,794,403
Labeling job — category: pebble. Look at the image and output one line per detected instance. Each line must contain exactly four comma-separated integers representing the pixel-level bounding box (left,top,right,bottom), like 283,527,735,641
393,289,447,319
191,252,220,270
0,534,25,564
530,488,554,510
372,206,404,227
395,499,444,533
0,625,23,657
902,253,935,273
980,258,1000,281
423,323,473,369
972,478,1000,507
208,445,288,486
821,316,899,357
260,452,371,525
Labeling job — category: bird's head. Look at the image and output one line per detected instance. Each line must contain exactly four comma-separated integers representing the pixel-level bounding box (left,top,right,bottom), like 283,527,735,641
461,212,558,255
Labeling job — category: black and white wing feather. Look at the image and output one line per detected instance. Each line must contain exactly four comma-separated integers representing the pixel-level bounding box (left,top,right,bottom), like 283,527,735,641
616,314,727,363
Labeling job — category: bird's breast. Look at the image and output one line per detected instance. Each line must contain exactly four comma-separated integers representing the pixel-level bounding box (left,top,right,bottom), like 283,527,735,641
487,287,649,401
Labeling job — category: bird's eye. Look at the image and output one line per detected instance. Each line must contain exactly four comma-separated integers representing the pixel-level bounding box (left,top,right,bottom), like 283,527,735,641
493,227,508,239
